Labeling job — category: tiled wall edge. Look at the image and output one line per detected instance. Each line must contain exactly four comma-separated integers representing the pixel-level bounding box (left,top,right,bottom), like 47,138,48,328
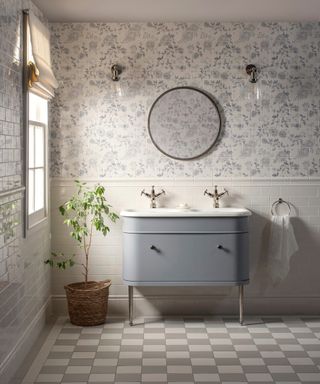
21,317,66,384
0,297,52,384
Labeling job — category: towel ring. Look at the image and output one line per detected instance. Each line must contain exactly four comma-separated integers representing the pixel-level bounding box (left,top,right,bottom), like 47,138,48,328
271,198,291,216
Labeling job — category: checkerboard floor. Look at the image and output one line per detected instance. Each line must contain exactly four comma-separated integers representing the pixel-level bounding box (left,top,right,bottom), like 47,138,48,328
24,316,320,384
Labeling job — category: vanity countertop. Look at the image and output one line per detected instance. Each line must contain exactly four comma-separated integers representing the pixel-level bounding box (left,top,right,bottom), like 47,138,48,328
120,207,251,217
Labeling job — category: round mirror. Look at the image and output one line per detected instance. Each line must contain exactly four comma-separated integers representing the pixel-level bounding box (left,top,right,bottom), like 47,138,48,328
148,87,221,160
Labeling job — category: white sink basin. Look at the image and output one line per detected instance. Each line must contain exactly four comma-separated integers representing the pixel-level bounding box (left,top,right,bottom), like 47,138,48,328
121,208,251,217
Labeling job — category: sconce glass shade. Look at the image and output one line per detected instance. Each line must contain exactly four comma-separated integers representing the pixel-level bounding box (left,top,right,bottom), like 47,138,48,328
241,82,262,101
112,81,124,97
251,82,261,100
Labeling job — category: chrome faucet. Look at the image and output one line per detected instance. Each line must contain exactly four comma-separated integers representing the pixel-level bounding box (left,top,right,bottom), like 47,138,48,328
141,186,165,208
204,185,228,208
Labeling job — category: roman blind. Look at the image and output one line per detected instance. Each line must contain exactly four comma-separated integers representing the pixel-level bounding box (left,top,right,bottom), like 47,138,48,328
27,12,58,99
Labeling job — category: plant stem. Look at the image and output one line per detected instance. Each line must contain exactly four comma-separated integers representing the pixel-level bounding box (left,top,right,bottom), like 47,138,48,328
85,223,93,284
81,263,88,275
83,217,88,285
85,252,88,285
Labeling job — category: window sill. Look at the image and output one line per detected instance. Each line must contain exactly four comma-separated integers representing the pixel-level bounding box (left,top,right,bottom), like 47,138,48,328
28,215,49,233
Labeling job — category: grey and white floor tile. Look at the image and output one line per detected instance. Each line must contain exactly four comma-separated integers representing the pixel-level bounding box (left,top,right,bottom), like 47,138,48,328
22,316,320,384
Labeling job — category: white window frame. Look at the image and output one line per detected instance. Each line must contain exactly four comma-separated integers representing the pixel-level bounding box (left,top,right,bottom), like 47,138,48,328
23,10,56,235
22,11,49,235
27,94,48,229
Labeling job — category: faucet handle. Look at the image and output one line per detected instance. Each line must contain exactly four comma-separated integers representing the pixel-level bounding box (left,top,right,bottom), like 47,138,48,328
141,186,163,208
155,189,166,198
204,189,214,198
221,187,229,197
141,189,150,197
215,185,229,198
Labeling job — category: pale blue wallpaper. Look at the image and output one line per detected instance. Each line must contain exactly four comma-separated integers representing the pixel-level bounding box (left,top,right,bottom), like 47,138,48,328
50,22,320,179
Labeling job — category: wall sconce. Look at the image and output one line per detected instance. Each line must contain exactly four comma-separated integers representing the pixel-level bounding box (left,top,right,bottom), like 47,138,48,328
243,64,261,100
111,64,122,81
246,64,257,83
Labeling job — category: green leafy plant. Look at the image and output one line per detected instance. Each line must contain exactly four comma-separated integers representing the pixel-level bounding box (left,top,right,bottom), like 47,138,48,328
45,181,119,284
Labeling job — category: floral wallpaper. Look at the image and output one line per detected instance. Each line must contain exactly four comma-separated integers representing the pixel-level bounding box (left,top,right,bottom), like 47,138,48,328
50,22,320,179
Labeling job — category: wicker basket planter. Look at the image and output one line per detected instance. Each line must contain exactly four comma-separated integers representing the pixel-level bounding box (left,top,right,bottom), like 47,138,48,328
65,280,111,326
46,183,118,327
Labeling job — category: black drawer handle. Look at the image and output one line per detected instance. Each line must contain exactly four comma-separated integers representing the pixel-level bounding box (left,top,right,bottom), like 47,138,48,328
150,245,161,253
217,244,223,249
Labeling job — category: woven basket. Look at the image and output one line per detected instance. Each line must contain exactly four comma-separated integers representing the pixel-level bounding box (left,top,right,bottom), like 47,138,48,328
64,280,111,326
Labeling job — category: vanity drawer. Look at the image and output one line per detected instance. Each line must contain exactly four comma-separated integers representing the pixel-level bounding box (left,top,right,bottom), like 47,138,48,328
123,233,249,284
123,216,248,234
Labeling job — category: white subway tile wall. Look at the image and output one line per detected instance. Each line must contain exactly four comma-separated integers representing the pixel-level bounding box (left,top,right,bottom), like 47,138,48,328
0,0,22,191
51,178,320,316
0,0,51,380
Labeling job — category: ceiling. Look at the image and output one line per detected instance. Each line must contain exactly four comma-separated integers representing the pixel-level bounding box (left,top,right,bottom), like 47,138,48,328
33,0,320,22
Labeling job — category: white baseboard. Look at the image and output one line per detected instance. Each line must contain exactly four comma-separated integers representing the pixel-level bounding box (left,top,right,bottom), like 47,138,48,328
0,297,52,384
52,295,320,317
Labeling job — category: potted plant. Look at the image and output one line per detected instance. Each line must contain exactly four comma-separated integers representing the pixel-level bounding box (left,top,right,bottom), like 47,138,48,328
45,181,118,326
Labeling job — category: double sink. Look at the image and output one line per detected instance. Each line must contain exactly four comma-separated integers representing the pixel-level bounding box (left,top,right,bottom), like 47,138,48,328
120,206,251,325
121,207,251,217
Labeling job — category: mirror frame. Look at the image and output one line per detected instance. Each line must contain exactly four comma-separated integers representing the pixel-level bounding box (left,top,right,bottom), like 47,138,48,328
148,86,221,161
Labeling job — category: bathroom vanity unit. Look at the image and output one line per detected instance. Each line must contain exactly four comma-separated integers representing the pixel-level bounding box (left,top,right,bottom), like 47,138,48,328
120,208,251,325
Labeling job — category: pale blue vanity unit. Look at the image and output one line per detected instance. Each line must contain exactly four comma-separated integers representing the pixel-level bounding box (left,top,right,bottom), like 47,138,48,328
121,208,251,325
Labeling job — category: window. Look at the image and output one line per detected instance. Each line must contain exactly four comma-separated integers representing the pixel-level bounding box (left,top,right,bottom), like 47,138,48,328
23,10,57,230
28,92,48,227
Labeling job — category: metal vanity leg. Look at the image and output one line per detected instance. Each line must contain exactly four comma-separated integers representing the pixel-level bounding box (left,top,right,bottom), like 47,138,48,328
239,285,244,326
128,286,133,326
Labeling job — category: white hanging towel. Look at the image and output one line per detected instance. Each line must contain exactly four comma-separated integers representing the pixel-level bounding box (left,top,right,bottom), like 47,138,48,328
266,215,298,286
